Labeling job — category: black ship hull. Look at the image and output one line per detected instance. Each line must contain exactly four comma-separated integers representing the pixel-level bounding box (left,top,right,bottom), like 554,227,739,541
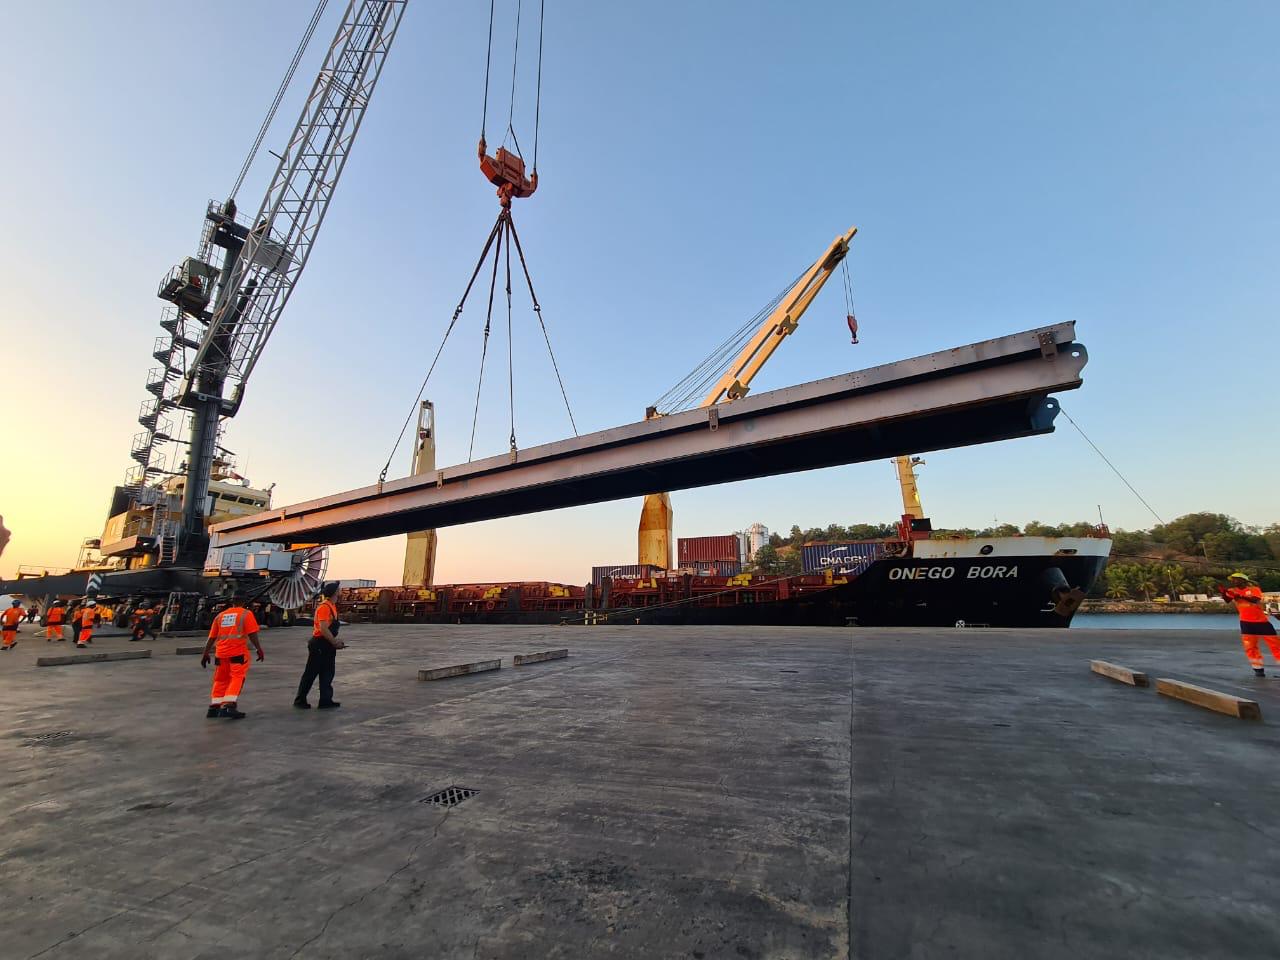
615,553,1108,628
375,551,1108,629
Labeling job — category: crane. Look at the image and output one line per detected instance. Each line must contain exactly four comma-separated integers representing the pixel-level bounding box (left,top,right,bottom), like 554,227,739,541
116,1,407,569
893,454,933,542
638,227,857,568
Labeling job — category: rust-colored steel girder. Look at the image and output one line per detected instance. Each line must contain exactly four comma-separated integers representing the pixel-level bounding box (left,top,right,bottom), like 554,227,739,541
210,323,1088,549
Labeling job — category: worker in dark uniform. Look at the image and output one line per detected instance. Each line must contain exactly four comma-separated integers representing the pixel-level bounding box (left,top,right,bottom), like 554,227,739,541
294,582,344,709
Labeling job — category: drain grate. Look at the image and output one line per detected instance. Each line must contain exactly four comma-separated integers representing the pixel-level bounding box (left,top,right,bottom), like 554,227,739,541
420,786,478,807
24,730,76,746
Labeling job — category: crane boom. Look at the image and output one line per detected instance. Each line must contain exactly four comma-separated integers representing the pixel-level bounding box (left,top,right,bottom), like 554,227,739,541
638,227,857,568
174,0,407,552
701,227,857,406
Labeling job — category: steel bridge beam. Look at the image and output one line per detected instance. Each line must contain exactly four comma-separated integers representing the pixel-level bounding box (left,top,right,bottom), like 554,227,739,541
210,323,1088,549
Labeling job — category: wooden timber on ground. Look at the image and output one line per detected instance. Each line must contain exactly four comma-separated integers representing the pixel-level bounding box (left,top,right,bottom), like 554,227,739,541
418,659,502,682
1090,659,1150,687
514,649,569,666
1155,678,1262,720
37,650,153,667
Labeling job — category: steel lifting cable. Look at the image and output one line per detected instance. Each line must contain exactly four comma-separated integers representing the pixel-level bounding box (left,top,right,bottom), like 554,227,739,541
533,0,544,170
659,269,809,413
468,224,506,461
841,258,855,317
231,0,330,200
480,0,544,162
650,267,809,416
505,218,517,452
481,0,496,136
1058,406,1166,526
379,215,506,483
505,0,523,149
506,215,579,436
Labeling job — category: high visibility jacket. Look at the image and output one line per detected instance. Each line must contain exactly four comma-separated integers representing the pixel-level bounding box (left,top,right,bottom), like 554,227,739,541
313,599,339,639
1226,585,1269,624
46,607,65,626
208,606,260,657
1,608,21,630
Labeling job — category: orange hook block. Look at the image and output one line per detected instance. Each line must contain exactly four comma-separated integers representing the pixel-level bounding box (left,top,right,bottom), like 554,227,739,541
478,136,537,207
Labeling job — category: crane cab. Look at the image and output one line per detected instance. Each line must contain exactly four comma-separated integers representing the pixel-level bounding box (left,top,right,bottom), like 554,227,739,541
158,257,219,315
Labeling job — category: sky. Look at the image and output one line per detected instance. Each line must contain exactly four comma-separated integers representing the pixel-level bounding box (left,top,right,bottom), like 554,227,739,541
1,0,1277,585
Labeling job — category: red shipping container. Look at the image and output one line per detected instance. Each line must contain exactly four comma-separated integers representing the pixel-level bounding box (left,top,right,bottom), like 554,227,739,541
677,535,741,564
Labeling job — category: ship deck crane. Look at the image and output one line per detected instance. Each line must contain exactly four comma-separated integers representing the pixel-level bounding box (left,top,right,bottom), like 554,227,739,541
639,227,857,568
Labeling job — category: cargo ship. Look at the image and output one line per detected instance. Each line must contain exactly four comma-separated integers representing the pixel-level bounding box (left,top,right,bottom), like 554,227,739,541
334,533,1110,629
331,453,1111,629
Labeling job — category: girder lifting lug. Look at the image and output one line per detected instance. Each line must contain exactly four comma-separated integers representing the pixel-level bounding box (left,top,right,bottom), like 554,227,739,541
1037,330,1057,360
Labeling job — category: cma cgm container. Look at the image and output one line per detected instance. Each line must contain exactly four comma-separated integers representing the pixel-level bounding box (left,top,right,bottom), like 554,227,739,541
677,535,741,565
801,541,885,576
591,564,662,588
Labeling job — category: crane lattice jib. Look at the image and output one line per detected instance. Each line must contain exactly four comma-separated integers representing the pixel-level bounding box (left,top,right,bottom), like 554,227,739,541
179,0,407,416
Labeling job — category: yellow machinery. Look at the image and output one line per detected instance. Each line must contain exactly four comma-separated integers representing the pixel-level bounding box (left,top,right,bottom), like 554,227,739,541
638,227,858,567
894,455,926,520
402,401,439,586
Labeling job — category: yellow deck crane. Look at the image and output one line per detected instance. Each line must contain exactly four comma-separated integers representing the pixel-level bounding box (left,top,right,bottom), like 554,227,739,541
639,226,857,568
893,454,932,542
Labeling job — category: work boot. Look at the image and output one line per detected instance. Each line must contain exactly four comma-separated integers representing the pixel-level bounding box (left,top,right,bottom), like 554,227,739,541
220,704,247,720
75,643,86,649
293,700,311,709
1254,668,1266,678
206,705,221,718
317,701,341,710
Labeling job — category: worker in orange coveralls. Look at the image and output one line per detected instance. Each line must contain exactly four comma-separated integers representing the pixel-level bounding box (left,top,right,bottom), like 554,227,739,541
75,600,98,648
1221,572,1280,677
200,597,265,719
45,600,66,642
2,600,23,650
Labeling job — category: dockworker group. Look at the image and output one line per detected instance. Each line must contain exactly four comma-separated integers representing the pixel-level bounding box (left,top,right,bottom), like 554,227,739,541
1,598,101,650
200,581,345,720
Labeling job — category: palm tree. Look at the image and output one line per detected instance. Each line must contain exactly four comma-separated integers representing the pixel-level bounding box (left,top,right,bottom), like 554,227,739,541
1136,573,1158,601
1162,564,1192,600
1105,584,1129,600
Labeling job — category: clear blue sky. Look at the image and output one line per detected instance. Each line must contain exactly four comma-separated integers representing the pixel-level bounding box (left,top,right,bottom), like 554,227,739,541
2,1,1277,583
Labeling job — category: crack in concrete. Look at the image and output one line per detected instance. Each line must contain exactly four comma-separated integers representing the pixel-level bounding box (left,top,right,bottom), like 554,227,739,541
285,808,451,959
26,834,319,959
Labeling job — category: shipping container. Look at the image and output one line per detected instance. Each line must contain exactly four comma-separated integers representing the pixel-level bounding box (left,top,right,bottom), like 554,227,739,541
677,535,741,564
801,541,885,576
591,564,662,588
337,578,376,589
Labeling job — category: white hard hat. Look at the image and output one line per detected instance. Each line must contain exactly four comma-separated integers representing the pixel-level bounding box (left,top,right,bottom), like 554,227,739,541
86,600,97,607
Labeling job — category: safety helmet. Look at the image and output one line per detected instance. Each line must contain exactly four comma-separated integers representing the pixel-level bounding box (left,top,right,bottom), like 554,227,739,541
86,599,97,607
1228,572,1250,581
320,581,340,599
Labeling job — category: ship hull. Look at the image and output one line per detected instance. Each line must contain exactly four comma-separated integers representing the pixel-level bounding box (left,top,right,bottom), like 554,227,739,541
616,553,1109,628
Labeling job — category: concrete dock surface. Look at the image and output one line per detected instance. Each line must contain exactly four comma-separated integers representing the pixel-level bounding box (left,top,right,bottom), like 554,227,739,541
1,624,1277,959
